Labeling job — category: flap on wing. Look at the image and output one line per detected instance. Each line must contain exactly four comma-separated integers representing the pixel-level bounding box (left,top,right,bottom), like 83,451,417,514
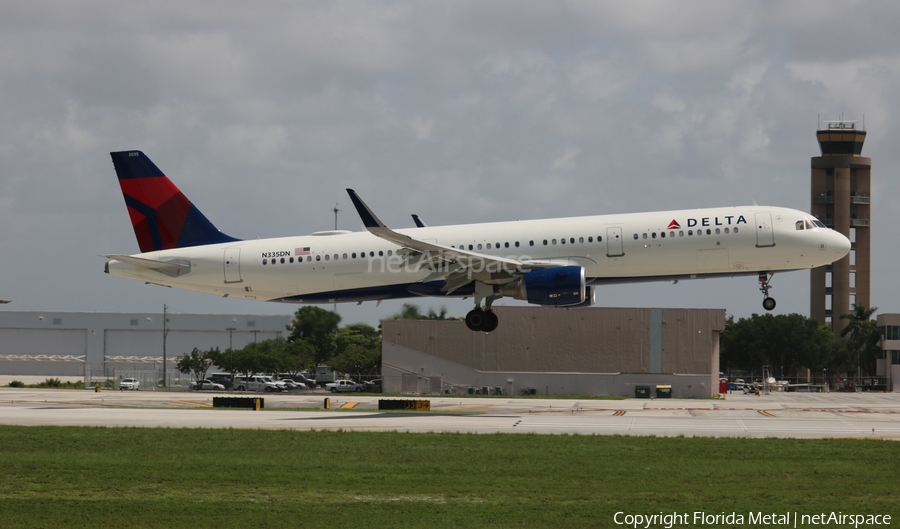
346,189,552,281
105,255,191,277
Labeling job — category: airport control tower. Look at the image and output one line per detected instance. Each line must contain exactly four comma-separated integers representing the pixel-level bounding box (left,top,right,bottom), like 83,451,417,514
810,119,871,335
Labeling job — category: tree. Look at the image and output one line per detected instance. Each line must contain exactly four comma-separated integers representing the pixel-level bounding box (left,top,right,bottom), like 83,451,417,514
333,323,382,380
840,304,881,380
720,313,836,378
390,303,459,320
287,307,342,365
176,347,219,383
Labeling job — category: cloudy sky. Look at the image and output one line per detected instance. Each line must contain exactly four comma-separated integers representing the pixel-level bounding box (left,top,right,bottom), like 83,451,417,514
2,1,897,325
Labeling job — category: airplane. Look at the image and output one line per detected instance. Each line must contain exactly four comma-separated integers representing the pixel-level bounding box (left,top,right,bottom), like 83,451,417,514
105,151,851,332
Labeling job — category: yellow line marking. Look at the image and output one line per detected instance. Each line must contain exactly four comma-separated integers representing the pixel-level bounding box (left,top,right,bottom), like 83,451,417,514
758,409,774,417
172,400,213,408
614,410,626,416
341,402,358,409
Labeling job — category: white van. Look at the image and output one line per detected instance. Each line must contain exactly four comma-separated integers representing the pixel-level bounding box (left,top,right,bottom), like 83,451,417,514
232,376,285,392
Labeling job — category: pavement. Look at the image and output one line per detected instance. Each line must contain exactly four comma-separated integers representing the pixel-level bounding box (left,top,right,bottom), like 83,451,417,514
1,388,899,438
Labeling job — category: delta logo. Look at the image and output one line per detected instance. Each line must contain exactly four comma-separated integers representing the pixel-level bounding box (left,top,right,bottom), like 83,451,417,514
667,220,681,230
670,215,749,228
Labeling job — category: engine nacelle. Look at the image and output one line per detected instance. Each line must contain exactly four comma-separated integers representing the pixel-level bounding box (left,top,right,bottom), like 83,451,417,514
500,266,586,307
555,286,595,309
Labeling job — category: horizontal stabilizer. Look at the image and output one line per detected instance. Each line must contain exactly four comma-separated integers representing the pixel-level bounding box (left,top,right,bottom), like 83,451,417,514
105,255,191,277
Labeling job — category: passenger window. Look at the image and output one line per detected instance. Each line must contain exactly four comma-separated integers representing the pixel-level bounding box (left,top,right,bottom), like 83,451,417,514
588,237,593,243
660,232,665,238
505,242,510,248
543,240,548,245
552,239,557,245
706,229,711,235
652,232,657,239
734,227,739,233
343,253,348,259
633,234,638,240
724,228,729,234
495,242,500,248
378,251,383,257
468,244,473,250
263,259,268,265
515,241,520,247
290,257,294,263
715,228,720,235
560,238,565,245
324,255,330,261
669,231,675,238
307,256,312,262
369,251,374,257
477,244,483,250
387,250,392,256
642,233,648,240
679,231,684,237
579,237,584,243
352,253,356,258
529,240,534,246
316,255,321,261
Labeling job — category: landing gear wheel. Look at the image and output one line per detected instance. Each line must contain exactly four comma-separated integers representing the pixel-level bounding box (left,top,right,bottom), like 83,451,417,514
762,297,776,311
465,308,486,331
482,311,499,333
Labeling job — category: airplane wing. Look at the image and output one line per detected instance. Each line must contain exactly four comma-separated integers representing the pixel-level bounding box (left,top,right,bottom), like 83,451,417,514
105,255,191,277
347,189,551,293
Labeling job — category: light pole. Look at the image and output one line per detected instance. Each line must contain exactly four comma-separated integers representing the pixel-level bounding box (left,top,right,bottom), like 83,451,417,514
162,304,169,387
226,327,236,387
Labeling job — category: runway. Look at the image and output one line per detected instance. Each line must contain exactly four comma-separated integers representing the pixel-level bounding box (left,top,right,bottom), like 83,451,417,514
2,388,900,438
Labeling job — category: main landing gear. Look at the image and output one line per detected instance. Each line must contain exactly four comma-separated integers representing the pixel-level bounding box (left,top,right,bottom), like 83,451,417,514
759,272,776,311
465,282,500,332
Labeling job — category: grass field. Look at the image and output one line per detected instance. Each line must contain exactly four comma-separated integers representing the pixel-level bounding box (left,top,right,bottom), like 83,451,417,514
0,426,895,528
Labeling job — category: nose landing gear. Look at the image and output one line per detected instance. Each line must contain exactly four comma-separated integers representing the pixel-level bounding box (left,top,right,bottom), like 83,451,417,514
759,272,776,311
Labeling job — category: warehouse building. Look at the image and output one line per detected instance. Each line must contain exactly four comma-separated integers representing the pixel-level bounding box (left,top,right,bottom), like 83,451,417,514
382,306,725,398
0,311,290,387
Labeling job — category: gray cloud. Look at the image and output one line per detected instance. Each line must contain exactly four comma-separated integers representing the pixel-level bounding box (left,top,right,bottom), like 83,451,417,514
1,0,896,324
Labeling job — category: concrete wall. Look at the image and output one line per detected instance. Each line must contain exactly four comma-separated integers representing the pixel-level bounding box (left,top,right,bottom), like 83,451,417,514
382,306,724,398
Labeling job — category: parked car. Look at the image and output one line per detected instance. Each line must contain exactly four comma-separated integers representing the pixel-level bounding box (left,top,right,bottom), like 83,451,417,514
294,374,319,389
232,376,285,392
191,379,225,391
119,378,140,390
279,379,307,390
325,379,364,393
209,373,233,390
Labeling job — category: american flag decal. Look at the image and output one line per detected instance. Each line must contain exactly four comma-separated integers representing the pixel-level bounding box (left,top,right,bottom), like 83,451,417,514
295,247,310,256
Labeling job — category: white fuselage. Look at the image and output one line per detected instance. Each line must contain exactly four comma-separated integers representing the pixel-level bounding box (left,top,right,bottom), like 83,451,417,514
106,205,849,304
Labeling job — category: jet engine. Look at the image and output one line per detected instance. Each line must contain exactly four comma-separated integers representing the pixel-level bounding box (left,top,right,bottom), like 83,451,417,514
500,266,586,306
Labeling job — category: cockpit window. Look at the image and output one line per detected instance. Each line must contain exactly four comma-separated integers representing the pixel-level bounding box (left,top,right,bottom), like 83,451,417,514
805,219,815,229
812,219,826,228
795,220,805,230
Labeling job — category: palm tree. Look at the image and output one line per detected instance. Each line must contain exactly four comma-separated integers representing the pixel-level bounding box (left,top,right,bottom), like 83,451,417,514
840,304,880,386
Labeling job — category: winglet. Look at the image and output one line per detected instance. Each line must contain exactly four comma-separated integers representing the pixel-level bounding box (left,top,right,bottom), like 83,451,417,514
346,189,385,229
411,214,427,228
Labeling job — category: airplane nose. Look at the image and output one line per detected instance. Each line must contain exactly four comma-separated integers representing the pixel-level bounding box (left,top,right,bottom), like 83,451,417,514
833,231,851,259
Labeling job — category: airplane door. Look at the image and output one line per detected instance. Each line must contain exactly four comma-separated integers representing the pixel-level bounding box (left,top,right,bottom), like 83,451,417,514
606,227,624,257
754,212,775,248
224,247,242,283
